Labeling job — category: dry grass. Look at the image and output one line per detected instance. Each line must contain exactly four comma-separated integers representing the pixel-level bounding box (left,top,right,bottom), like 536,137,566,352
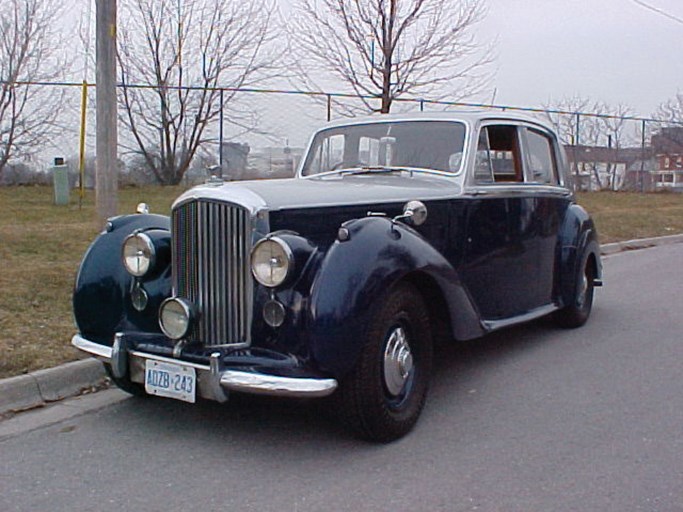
577,191,683,243
0,186,681,378
0,185,186,379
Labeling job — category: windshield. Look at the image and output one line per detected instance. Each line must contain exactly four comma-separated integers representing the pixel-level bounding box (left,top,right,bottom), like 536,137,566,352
301,120,466,176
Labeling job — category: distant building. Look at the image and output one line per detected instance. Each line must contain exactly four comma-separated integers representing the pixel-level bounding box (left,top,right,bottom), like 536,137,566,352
651,127,683,191
563,144,650,191
220,142,303,181
220,142,250,180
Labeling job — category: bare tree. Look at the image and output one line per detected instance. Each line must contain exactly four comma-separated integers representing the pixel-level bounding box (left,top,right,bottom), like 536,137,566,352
288,0,493,115
0,0,68,175
543,96,637,190
599,102,634,190
654,92,683,124
117,0,279,185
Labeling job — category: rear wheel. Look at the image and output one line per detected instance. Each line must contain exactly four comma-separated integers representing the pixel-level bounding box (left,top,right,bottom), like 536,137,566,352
336,283,433,442
554,255,595,328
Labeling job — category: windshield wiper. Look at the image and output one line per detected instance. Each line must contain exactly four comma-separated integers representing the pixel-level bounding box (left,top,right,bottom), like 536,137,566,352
309,165,447,179
340,166,447,177
339,166,398,175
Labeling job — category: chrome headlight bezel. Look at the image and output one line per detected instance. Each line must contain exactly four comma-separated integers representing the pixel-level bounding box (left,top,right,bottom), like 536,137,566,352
250,236,294,288
159,297,194,340
122,232,156,277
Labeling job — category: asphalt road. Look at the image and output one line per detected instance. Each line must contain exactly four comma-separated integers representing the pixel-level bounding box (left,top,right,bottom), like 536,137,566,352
1,244,682,512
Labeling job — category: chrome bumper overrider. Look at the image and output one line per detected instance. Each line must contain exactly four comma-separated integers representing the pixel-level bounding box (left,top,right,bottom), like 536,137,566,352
71,334,338,399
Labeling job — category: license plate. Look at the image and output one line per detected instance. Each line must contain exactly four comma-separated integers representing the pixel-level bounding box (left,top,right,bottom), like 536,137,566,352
144,360,196,403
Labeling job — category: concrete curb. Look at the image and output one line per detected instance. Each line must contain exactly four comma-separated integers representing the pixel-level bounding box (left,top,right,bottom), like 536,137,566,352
600,233,683,256
1,233,682,418
0,358,107,416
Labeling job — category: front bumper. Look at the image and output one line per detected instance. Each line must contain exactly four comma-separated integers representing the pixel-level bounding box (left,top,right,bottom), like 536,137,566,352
72,334,338,400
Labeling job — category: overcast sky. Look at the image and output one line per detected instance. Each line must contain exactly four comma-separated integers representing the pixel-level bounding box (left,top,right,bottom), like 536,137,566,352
73,0,682,120
478,0,682,116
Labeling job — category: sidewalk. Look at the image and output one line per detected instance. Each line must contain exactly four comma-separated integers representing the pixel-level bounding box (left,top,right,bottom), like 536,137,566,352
2,233,682,417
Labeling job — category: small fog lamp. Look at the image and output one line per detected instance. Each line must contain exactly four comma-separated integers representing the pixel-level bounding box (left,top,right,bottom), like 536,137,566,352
159,298,194,340
131,282,148,312
263,300,286,328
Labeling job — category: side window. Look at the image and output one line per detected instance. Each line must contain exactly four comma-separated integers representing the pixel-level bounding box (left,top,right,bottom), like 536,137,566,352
475,125,523,183
525,129,558,185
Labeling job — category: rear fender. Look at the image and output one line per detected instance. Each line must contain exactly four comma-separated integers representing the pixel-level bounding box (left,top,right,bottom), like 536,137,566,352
307,216,482,378
557,204,602,306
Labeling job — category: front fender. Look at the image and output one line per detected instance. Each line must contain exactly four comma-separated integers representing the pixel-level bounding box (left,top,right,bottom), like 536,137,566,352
307,216,481,378
73,213,171,345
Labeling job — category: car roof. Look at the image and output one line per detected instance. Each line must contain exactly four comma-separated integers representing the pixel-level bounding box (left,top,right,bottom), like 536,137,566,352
323,109,554,132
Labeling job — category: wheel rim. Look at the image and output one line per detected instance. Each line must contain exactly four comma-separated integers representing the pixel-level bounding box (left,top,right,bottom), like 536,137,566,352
577,261,595,310
576,271,589,308
383,326,414,397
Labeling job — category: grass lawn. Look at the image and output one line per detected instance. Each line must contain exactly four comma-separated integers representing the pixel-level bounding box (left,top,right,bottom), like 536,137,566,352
0,185,187,379
0,185,682,379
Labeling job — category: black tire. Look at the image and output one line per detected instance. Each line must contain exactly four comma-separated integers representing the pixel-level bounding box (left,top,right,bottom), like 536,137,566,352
104,364,147,397
336,283,433,442
554,255,595,328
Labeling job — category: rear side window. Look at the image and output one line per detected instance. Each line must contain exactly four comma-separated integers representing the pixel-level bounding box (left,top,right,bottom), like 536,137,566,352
525,129,558,185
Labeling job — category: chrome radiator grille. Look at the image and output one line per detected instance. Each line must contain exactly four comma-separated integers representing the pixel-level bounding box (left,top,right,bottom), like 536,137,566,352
172,200,251,346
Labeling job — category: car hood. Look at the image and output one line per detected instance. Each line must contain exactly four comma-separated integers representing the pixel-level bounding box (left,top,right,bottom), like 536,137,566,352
174,174,461,213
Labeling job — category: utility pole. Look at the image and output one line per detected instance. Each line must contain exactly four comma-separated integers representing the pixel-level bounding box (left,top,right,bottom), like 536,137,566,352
96,0,118,221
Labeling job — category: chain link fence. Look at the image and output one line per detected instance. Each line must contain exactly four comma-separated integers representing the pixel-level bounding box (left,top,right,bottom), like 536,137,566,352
0,81,681,192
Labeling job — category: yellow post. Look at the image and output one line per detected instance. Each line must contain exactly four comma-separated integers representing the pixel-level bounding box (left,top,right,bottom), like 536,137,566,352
79,81,88,209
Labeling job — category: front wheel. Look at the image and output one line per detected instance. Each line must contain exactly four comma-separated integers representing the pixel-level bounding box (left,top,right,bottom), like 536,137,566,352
336,283,433,442
554,255,595,328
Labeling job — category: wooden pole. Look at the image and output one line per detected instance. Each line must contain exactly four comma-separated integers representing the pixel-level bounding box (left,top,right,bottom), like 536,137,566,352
96,0,118,221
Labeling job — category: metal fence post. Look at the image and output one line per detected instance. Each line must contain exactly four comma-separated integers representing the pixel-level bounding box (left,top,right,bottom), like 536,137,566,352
575,113,581,183
640,119,647,193
219,88,224,169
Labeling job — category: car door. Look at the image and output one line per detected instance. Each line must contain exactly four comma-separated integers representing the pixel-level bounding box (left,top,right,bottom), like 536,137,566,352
460,123,542,320
519,125,572,307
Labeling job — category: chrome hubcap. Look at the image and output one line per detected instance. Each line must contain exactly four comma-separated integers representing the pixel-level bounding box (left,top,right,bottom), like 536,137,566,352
383,326,414,397
577,271,589,308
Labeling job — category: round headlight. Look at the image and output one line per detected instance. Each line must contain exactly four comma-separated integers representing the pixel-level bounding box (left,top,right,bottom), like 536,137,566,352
122,233,155,277
251,237,293,288
159,298,193,340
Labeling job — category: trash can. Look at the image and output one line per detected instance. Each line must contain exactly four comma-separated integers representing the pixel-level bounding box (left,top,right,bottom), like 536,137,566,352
52,157,69,205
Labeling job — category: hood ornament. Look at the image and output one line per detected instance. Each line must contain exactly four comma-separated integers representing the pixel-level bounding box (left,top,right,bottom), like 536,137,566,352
205,165,225,186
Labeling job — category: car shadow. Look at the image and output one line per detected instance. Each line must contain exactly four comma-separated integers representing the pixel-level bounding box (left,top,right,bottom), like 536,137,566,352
106,316,577,448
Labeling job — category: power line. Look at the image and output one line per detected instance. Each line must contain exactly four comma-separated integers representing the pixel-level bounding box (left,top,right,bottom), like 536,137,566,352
630,0,683,26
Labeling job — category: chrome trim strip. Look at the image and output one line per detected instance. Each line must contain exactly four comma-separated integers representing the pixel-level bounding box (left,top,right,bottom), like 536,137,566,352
172,187,268,215
220,371,338,398
482,303,559,332
71,334,113,361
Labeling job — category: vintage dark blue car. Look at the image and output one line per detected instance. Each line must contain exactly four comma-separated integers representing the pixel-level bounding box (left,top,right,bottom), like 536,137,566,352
72,112,602,442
